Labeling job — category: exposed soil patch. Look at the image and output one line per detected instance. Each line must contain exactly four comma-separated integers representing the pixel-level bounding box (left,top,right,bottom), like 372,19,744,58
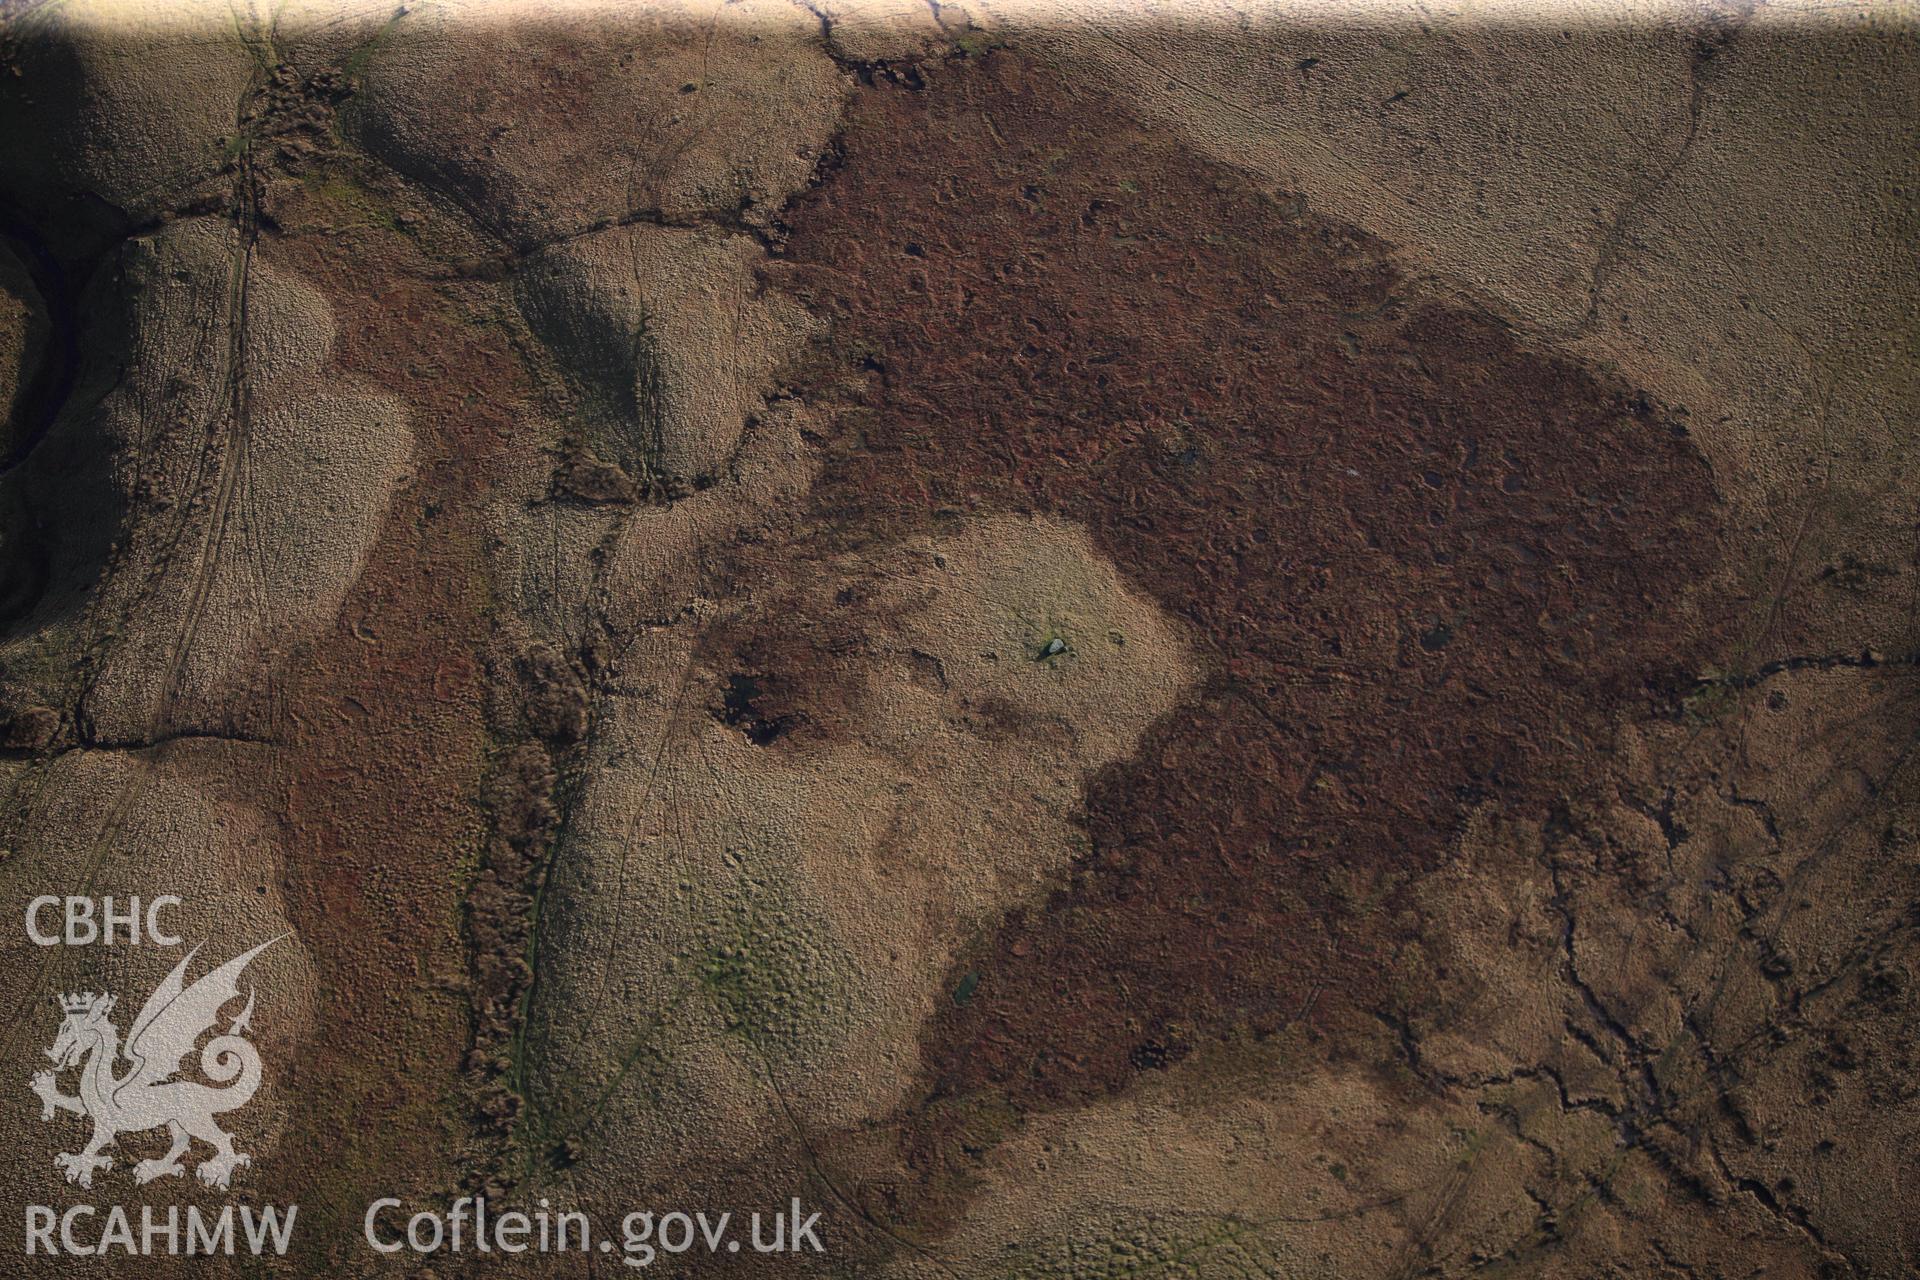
765,47,1734,1178
715,670,797,746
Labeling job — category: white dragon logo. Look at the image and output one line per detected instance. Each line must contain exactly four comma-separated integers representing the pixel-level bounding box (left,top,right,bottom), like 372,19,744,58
28,937,279,1190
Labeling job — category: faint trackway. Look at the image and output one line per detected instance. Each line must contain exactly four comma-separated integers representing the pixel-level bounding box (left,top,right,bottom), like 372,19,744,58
5,17,288,1060
1579,3,1756,333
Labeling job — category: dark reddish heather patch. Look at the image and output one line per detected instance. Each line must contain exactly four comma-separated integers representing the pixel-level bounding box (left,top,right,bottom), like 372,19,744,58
765,45,1732,1131
255,195,535,1225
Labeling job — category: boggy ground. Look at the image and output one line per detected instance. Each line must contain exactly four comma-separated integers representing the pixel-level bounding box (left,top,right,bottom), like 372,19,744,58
770,50,1730,1106
737,47,1756,1269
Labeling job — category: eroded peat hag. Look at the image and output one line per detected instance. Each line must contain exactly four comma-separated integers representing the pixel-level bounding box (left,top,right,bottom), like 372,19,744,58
762,45,1735,1196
